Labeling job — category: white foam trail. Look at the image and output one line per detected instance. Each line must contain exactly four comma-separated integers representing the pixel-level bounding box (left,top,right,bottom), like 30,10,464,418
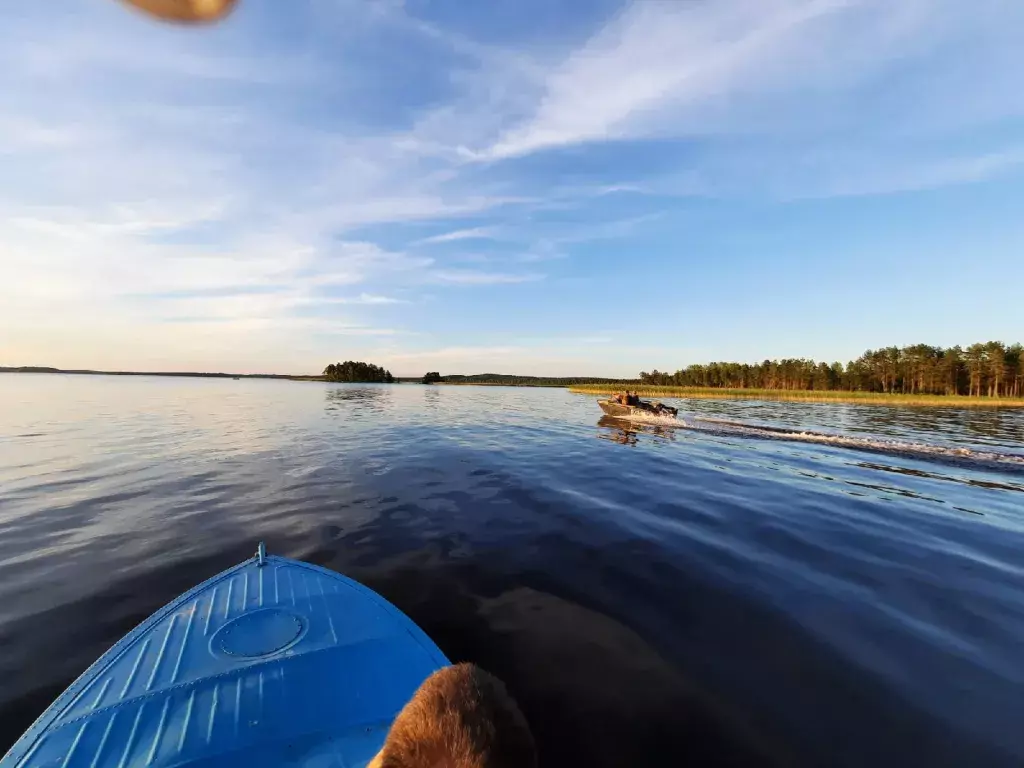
605,412,1024,467
618,411,683,427
688,418,1024,467
285,465,321,478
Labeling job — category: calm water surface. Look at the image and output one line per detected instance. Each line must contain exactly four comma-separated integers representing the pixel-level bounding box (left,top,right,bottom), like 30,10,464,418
1,375,1022,766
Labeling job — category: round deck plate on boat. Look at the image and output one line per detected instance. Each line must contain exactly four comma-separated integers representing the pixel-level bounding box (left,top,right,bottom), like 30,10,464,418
213,608,304,658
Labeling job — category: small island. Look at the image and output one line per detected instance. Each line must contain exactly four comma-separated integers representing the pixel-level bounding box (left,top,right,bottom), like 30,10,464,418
322,361,394,383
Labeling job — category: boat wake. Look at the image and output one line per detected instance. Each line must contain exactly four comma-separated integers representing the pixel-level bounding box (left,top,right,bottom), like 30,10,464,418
694,417,1021,465
615,411,684,427
599,413,1024,471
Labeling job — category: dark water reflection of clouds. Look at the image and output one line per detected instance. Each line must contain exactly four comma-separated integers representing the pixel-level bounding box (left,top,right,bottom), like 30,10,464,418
1,376,1022,767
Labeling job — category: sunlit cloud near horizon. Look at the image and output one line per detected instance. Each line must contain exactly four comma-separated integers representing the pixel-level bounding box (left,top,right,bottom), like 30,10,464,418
1,0,1022,376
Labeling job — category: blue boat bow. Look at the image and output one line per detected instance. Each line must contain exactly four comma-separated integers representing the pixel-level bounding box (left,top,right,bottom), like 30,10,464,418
2,545,449,768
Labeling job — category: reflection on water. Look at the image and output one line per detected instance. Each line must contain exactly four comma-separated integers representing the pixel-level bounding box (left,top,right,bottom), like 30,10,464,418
423,386,441,408
1,376,1023,767
325,384,393,415
853,404,1023,448
596,415,676,446
855,461,1024,493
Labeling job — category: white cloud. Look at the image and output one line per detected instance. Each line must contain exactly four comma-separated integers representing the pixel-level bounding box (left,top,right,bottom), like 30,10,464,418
2,0,1023,373
429,270,544,285
0,202,425,339
0,3,553,372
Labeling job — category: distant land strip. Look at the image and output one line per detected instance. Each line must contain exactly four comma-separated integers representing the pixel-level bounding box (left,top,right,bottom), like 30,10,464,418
6,366,1024,407
0,366,324,381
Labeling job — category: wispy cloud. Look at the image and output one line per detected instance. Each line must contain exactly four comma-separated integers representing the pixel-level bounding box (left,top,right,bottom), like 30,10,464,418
334,293,408,305
810,147,1024,198
514,242,566,263
416,226,497,245
375,340,649,378
429,270,544,285
433,0,1024,198
475,0,858,160
640,143,1024,200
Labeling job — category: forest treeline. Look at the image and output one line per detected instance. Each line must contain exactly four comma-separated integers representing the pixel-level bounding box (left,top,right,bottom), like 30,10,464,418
323,361,394,383
639,341,1023,397
327,341,1023,396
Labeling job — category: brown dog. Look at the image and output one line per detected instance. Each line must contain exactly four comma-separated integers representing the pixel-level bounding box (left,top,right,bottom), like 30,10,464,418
369,664,537,768
118,0,237,23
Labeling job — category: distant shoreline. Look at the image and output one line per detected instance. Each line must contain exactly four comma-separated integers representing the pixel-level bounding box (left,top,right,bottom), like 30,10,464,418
0,367,325,382
5,368,1023,406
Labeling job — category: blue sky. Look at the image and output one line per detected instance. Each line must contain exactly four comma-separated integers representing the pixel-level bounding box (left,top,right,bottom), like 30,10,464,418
1,0,1022,376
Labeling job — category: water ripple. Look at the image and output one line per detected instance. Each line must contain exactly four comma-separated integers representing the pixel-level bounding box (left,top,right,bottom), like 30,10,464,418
0,375,1022,767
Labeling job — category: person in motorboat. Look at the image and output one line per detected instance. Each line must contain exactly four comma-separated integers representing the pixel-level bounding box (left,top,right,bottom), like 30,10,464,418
611,391,677,416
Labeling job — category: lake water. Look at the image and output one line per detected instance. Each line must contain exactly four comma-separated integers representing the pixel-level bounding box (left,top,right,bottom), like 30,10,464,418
1,374,1022,767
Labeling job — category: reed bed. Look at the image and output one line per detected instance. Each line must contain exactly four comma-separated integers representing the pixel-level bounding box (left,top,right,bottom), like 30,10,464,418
568,385,1024,407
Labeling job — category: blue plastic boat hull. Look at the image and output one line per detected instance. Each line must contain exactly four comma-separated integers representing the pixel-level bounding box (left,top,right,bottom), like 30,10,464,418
1,548,449,768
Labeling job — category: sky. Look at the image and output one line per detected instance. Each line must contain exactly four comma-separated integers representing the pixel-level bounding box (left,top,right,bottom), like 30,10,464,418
1,0,1023,377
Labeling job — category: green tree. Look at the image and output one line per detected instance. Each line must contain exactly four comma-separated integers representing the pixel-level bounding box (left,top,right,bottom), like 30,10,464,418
941,346,964,395
323,361,394,383
1006,344,1023,398
986,341,1007,397
964,344,987,397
